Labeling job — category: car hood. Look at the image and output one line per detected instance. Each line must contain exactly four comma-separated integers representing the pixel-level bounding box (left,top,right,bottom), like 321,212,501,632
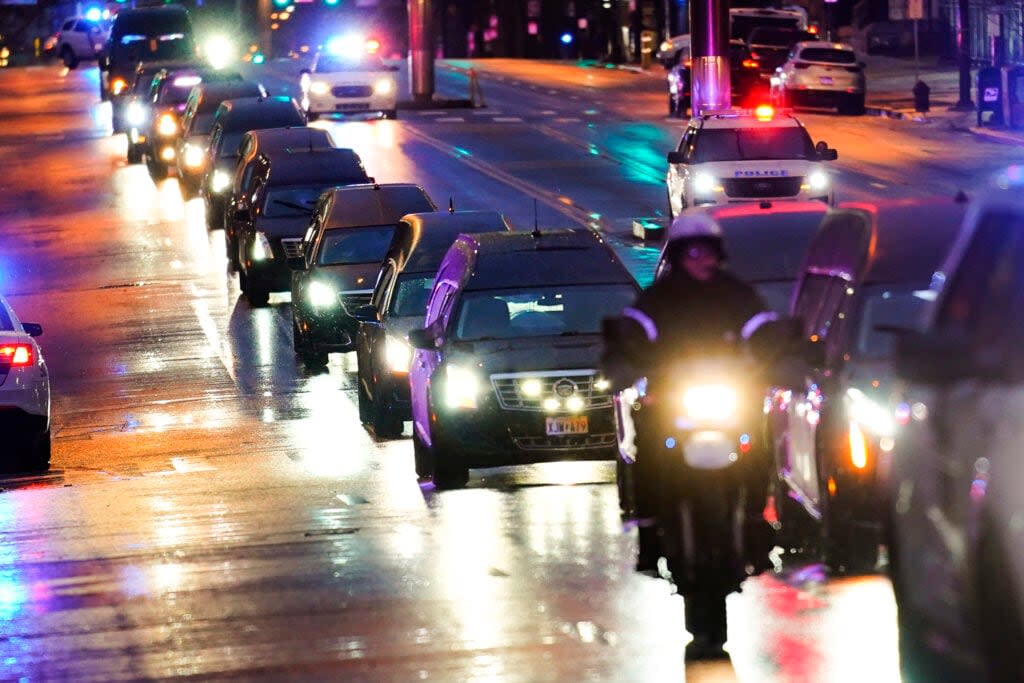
254,215,313,239
309,262,380,293
444,334,602,375
312,69,395,85
696,159,822,178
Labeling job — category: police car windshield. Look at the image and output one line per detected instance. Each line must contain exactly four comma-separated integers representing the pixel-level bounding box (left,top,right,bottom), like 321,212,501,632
800,48,857,64
316,54,386,72
317,226,395,265
391,274,434,317
693,126,814,162
854,285,931,359
454,285,637,341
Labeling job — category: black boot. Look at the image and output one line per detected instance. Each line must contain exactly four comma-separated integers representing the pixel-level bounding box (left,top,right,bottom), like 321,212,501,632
635,523,660,575
685,591,729,661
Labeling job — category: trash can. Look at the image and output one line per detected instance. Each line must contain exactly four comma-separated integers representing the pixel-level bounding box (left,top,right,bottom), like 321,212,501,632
977,66,1003,125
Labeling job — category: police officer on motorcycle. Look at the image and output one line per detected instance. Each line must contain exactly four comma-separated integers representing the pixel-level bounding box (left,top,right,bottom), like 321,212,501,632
602,211,780,660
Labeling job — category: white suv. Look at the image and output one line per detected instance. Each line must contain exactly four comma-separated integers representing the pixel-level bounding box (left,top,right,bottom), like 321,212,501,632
55,16,107,68
665,107,837,218
771,41,867,115
0,293,51,472
300,39,398,120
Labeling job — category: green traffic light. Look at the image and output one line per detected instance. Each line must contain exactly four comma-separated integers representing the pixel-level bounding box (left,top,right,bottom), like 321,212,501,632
324,0,340,5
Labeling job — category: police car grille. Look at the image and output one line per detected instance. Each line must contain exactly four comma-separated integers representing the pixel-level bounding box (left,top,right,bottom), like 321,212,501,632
338,291,372,314
722,177,803,198
513,433,617,451
491,371,612,412
281,238,303,259
332,85,373,98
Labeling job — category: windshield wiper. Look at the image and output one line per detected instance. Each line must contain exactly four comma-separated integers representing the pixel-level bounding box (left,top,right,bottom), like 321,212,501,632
272,199,315,212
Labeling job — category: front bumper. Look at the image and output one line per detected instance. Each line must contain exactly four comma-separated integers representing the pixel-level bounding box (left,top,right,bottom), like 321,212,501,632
306,91,397,115
295,307,360,352
243,256,292,293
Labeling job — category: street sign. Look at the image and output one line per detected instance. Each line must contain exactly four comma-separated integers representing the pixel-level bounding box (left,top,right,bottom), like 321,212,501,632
908,0,924,19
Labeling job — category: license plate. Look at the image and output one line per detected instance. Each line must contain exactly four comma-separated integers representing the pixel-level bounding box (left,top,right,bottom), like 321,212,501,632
336,103,370,111
546,416,588,435
819,76,834,85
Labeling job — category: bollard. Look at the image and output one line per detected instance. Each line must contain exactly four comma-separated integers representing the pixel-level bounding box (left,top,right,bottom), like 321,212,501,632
913,80,930,113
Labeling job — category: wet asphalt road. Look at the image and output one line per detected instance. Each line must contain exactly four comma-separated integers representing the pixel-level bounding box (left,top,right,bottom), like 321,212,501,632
0,59,1009,681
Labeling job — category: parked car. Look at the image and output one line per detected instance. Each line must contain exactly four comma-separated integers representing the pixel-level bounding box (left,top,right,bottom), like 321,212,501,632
887,188,1024,682
224,126,335,268
55,16,107,68
408,229,640,489
615,201,829,514
202,96,306,231
352,210,513,438
766,195,966,574
235,146,370,306
286,183,436,368
0,293,50,472
771,41,867,115
176,80,267,199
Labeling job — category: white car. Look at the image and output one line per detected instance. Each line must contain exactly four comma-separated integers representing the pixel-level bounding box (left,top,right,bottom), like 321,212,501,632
54,16,108,68
886,187,1024,682
665,107,837,218
0,294,50,471
771,41,866,115
300,39,398,120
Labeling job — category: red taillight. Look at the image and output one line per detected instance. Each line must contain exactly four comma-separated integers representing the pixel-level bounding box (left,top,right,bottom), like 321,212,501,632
683,59,692,68
742,58,760,69
0,344,32,367
754,104,774,120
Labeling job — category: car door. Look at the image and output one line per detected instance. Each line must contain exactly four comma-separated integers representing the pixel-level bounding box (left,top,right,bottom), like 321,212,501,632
410,261,462,446
360,260,397,400
899,208,1024,631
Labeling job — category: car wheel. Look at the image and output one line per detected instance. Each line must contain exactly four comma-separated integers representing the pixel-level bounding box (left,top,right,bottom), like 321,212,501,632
127,143,143,164
246,285,270,308
23,430,51,472
147,159,167,181
845,93,866,116
822,514,879,575
976,518,1024,681
372,395,403,438
61,47,78,69
206,205,221,232
357,378,372,423
428,414,468,489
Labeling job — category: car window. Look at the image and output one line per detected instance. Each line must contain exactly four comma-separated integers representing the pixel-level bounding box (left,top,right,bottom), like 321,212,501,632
851,285,932,360
798,48,857,64
317,226,395,266
62,20,75,31
391,274,435,318
0,302,13,331
453,285,637,341
315,54,386,72
692,126,814,162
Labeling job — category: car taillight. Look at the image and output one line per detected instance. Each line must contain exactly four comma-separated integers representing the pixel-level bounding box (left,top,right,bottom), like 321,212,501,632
111,77,128,95
0,344,32,367
742,58,760,69
794,62,812,70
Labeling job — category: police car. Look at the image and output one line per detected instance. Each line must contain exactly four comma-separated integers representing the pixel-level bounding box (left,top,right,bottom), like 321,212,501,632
665,106,838,218
300,36,398,121
0,293,50,472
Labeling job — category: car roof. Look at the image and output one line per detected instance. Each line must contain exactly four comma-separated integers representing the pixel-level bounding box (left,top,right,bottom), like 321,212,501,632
264,148,367,186
695,110,803,129
193,80,264,107
214,97,303,131
244,126,332,152
323,184,436,229
390,211,512,274
460,229,636,290
795,41,855,51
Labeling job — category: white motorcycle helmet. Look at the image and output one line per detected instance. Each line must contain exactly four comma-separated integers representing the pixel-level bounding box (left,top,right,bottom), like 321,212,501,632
664,210,727,263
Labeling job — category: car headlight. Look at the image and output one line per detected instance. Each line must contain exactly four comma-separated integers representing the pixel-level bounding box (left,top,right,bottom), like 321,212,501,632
846,388,895,436
307,281,337,309
385,335,412,373
374,78,394,96
682,384,738,423
807,169,829,192
309,81,330,96
111,78,127,95
445,364,480,410
692,172,717,195
156,113,178,137
252,232,273,261
211,169,231,193
183,144,205,170
126,102,147,126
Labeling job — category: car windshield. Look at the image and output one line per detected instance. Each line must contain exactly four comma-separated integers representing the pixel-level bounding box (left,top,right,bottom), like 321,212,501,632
159,81,197,106
192,112,215,135
692,126,814,162
316,54,387,72
218,131,244,157
854,285,932,360
453,284,637,341
390,273,434,318
112,35,193,64
800,48,857,64
263,185,329,218
317,226,395,265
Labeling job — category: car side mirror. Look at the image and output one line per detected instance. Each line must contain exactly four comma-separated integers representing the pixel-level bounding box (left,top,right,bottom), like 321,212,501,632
408,327,437,350
287,256,307,271
815,141,838,161
21,322,42,337
667,151,685,164
894,330,985,385
353,304,379,323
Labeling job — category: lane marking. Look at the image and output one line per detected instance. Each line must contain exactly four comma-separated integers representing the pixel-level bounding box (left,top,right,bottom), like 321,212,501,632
870,182,888,189
493,116,523,123
435,117,466,123
555,117,581,123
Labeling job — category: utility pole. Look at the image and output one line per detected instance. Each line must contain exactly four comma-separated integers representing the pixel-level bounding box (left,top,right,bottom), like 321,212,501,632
690,0,730,114
953,0,974,109
408,0,434,105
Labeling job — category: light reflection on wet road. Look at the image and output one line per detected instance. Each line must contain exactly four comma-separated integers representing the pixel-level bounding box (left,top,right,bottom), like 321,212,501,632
0,63,927,681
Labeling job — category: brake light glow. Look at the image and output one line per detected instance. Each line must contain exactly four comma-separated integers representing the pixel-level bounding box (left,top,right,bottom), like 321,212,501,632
0,344,32,366
848,421,868,469
742,58,760,69
754,104,774,120
808,26,819,34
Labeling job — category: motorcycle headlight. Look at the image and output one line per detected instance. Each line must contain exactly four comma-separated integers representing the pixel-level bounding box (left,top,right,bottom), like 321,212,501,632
156,113,178,137
126,102,146,126
309,80,330,96
385,336,412,374
682,384,738,423
693,172,717,195
252,232,273,261
211,170,231,193
445,364,480,410
807,169,829,192
307,281,337,309
183,144,205,170
374,78,394,96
